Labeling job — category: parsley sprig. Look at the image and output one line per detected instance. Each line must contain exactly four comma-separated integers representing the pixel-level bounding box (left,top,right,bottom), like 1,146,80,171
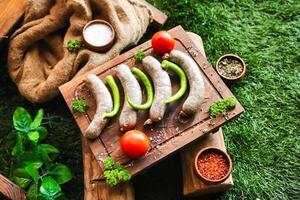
103,157,131,186
72,99,89,113
134,50,145,62
67,39,83,52
209,97,236,117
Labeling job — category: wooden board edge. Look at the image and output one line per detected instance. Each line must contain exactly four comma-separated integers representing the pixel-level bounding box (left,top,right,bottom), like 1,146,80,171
0,0,26,42
180,129,234,196
0,174,26,200
140,0,168,28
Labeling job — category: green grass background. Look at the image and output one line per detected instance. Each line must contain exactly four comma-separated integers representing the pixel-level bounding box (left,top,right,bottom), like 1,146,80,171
0,0,299,199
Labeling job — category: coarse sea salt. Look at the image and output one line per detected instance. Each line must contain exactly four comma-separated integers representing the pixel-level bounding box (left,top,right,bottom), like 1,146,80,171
83,23,113,47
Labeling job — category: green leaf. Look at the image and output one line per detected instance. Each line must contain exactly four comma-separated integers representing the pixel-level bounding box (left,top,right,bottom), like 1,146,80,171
72,99,89,113
36,126,48,141
28,131,40,143
13,107,32,132
49,164,72,184
26,183,39,200
103,157,131,186
40,176,61,198
13,176,32,189
20,152,43,169
31,109,44,129
38,144,60,154
12,132,24,156
67,39,83,52
38,144,60,162
27,182,39,200
134,50,145,62
52,192,66,200
25,164,39,183
13,168,31,179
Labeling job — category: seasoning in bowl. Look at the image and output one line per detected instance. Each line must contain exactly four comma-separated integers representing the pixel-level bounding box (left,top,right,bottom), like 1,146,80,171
216,54,246,82
194,147,232,184
82,20,115,52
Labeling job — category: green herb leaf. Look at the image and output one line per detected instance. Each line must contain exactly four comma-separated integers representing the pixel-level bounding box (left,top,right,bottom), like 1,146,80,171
40,176,61,198
104,170,118,186
49,164,72,184
52,192,66,200
38,144,60,155
31,109,44,129
12,132,24,156
20,152,43,169
103,157,131,186
72,99,89,113
103,157,115,170
38,144,60,164
25,164,39,183
27,182,39,200
27,131,40,143
67,39,83,53
13,176,32,189
13,168,31,179
13,107,32,132
134,50,145,62
36,126,48,141
209,97,237,117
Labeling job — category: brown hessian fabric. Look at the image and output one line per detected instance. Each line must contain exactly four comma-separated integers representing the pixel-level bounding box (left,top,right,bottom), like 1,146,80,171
8,0,152,102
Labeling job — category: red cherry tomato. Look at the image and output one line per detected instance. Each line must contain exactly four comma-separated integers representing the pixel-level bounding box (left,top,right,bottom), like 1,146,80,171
120,130,150,159
151,31,175,54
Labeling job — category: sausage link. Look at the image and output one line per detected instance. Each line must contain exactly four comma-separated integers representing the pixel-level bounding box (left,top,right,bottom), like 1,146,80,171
84,74,113,139
142,56,172,124
167,50,205,116
115,64,142,131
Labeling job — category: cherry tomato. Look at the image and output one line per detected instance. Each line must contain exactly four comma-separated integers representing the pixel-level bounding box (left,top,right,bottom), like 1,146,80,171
120,130,150,159
151,31,175,54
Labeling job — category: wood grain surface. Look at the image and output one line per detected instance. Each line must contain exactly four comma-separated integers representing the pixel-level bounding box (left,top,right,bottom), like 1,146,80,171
82,136,135,200
180,130,234,196
59,25,244,177
180,32,233,196
140,0,167,28
0,0,26,42
0,174,26,200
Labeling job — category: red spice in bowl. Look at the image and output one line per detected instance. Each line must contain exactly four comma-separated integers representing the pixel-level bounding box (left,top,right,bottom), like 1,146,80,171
194,147,232,184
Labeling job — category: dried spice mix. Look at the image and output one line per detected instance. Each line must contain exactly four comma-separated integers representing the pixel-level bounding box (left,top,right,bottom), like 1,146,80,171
197,151,230,180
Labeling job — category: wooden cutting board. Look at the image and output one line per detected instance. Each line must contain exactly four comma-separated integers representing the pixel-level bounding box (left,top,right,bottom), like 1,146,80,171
59,25,244,177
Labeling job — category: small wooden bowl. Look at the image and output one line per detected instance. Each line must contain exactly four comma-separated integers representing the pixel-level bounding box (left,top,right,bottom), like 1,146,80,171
82,19,115,53
194,147,232,184
216,54,246,82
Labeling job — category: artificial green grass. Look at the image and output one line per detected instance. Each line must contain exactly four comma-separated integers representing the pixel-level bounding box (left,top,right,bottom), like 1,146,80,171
0,0,299,199
148,0,300,199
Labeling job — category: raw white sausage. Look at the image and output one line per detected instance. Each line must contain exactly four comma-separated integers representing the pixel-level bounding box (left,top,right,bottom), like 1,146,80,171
84,74,113,139
167,50,205,116
142,56,172,124
115,64,142,131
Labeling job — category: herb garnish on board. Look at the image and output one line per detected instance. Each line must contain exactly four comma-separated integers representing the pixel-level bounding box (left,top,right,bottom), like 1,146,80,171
209,97,237,117
103,157,131,186
72,99,89,113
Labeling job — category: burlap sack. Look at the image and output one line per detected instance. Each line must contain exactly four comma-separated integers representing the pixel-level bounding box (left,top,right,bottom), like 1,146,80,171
8,0,152,103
